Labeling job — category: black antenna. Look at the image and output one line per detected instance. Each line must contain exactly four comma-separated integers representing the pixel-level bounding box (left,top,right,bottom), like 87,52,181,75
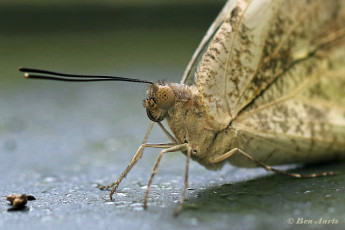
19,67,155,84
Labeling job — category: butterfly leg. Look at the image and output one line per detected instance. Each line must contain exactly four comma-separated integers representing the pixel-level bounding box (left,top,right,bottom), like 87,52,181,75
157,121,178,143
144,143,188,209
98,143,177,200
212,148,337,178
174,146,192,217
98,122,154,193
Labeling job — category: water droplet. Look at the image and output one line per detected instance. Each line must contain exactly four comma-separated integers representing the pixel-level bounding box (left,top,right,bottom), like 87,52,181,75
132,206,143,211
116,193,127,197
44,177,56,182
130,202,143,210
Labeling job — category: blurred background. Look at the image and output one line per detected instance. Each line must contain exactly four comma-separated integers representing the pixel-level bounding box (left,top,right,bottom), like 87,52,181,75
1,0,225,82
0,0,226,176
1,1,344,230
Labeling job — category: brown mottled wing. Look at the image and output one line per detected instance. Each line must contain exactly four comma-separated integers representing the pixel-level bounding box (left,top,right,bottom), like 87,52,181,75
197,0,345,131
181,0,239,86
230,0,345,166
231,46,345,166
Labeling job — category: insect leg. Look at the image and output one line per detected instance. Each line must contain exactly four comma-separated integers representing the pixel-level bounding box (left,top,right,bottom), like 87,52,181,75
99,143,177,200
174,146,192,217
144,143,188,209
212,148,338,178
97,144,142,191
97,122,154,194
157,121,178,143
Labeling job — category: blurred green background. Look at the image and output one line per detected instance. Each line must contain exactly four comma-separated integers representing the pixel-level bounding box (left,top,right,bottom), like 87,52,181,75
0,0,225,85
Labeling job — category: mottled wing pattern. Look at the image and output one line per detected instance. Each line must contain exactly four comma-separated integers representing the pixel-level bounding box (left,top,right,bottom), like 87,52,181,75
232,49,345,166
229,0,345,166
197,0,345,132
181,0,239,86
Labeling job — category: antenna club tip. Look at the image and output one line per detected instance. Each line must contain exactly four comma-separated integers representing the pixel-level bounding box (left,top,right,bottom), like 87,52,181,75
18,67,24,72
24,73,30,78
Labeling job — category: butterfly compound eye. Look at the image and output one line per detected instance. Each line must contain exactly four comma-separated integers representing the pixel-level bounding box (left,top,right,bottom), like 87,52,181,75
155,86,175,110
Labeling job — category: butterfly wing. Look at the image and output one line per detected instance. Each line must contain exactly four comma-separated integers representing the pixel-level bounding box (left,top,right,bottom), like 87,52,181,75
181,0,239,86
196,0,345,131
231,44,345,166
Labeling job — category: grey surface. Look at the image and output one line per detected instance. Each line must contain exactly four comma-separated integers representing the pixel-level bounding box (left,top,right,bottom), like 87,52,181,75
1,1,345,230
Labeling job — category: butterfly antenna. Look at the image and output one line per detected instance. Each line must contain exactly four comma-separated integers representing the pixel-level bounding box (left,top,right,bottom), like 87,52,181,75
19,67,155,84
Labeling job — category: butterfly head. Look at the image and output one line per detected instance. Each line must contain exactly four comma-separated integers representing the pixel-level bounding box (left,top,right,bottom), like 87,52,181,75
143,82,176,122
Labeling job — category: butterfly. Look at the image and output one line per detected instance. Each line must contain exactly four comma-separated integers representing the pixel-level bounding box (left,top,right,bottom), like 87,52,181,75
20,0,345,215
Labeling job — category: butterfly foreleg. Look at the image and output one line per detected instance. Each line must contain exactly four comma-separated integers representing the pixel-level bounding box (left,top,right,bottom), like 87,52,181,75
98,143,177,200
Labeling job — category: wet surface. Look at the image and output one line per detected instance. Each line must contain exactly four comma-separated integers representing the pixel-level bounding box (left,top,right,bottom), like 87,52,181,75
1,1,345,230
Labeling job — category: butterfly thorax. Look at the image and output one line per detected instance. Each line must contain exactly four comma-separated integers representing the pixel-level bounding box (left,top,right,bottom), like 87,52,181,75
143,82,238,169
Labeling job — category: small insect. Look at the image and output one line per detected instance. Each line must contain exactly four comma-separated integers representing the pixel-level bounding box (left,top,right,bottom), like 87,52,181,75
7,194,36,211
20,0,345,215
